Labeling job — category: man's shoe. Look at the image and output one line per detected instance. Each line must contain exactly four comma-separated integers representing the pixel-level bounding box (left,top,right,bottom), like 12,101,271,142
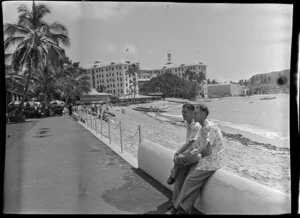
165,207,178,215
176,207,189,214
167,176,175,185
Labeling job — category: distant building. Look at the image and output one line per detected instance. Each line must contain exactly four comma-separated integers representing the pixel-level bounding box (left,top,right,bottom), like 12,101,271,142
84,59,139,97
240,86,250,96
138,53,208,98
207,83,245,98
79,88,111,104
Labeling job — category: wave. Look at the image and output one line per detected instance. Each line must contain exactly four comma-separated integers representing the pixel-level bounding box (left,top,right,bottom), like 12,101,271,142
210,119,289,141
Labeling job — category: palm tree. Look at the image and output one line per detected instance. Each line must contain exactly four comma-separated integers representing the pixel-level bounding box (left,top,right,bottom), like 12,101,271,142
183,68,206,99
61,60,91,105
125,63,139,101
4,1,70,117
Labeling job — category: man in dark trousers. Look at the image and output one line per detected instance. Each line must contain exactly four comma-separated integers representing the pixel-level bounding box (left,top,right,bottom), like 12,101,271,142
68,103,73,116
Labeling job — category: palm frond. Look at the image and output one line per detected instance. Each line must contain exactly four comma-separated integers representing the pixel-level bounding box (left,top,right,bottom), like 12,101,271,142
17,4,30,15
4,36,26,50
4,23,31,37
35,4,51,21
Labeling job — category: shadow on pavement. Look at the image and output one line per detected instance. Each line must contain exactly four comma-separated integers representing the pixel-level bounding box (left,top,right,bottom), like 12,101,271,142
131,168,172,199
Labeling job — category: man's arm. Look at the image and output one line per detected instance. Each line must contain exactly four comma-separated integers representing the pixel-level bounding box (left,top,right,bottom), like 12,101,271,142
175,140,195,155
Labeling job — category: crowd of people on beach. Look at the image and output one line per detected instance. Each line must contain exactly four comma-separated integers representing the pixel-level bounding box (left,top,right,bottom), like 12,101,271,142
70,103,116,122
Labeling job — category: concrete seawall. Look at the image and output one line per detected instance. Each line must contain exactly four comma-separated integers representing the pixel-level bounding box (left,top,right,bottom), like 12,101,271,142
138,139,291,214
74,113,291,214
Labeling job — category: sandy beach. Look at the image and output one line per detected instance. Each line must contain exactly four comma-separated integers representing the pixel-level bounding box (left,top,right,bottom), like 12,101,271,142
80,100,290,195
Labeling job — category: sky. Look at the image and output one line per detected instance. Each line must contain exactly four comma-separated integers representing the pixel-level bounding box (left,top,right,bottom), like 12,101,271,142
2,1,293,82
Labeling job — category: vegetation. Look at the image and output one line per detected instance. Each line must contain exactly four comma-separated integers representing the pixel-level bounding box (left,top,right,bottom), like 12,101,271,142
4,1,91,121
238,70,290,94
125,63,139,101
59,59,91,105
139,72,195,99
4,1,70,117
183,68,206,99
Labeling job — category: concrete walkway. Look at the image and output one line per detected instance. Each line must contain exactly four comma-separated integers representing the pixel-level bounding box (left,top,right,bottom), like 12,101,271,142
4,115,172,214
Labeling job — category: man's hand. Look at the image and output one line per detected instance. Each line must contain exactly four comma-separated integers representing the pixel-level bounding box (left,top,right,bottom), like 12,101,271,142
202,143,212,157
173,152,179,163
175,154,190,165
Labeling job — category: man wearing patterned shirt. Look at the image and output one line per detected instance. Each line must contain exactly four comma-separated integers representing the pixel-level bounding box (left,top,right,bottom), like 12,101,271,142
171,103,225,214
166,103,201,212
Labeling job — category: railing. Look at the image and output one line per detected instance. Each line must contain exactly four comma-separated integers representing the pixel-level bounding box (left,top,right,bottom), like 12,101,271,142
76,110,141,156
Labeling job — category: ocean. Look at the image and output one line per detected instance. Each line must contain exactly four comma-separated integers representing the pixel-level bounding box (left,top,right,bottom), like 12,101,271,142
164,93,290,149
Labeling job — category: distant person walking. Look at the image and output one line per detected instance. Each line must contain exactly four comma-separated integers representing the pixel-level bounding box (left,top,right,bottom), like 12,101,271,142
169,103,226,214
68,103,73,116
166,103,201,211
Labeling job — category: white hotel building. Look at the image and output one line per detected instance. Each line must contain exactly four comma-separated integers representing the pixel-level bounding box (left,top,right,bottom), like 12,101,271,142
84,59,139,97
85,53,208,98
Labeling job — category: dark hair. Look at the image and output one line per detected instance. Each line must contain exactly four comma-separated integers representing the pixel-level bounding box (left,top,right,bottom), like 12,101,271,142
182,103,195,111
195,103,209,116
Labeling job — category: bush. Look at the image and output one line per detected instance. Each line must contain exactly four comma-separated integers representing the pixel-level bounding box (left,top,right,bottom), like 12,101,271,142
7,110,25,123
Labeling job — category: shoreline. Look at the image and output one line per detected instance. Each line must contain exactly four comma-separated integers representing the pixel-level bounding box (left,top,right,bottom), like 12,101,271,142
146,111,289,153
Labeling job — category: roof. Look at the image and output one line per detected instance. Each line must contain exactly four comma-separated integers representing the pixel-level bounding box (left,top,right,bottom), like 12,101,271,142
139,61,207,71
82,88,111,96
119,94,153,100
138,78,151,82
83,59,139,70
207,83,239,87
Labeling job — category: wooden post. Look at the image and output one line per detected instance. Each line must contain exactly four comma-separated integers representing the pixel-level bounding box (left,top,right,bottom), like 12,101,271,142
138,125,141,147
95,116,98,134
108,120,111,144
100,116,103,138
120,121,123,153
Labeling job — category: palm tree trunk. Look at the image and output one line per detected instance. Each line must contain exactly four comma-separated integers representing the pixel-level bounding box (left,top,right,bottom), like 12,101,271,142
17,60,32,116
65,95,69,105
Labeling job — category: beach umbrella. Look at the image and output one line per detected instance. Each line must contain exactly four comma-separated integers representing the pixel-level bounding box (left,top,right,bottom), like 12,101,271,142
50,100,65,106
24,101,36,107
8,100,21,107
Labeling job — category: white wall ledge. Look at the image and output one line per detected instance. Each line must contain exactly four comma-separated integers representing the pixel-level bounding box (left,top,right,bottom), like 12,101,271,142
138,139,291,214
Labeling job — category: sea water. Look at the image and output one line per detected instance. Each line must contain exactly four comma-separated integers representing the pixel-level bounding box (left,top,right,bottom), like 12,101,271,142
165,93,290,149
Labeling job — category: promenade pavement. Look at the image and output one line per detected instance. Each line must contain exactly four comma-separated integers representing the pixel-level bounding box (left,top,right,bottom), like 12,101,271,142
4,115,173,214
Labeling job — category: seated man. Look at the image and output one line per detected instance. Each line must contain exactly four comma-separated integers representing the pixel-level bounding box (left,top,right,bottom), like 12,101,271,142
167,103,201,185
166,103,201,211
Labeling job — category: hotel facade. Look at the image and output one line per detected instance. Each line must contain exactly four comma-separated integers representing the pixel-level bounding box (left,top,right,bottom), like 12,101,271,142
85,60,139,97
85,53,208,98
